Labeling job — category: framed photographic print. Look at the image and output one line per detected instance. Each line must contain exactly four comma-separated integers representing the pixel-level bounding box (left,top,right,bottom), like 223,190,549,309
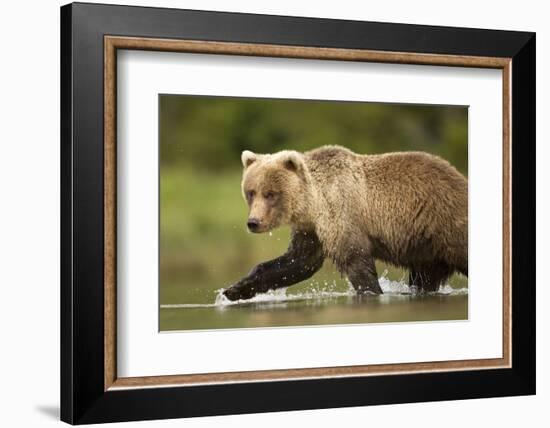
60,2,536,424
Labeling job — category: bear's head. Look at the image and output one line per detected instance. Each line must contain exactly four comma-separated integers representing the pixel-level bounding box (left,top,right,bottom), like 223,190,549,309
240,150,311,233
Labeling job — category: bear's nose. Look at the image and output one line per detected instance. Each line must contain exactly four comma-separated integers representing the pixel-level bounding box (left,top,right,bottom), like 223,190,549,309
247,218,260,232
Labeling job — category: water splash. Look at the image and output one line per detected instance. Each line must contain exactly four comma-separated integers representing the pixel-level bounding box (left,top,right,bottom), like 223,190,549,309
161,273,467,309
379,275,411,294
214,288,302,306
438,284,469,295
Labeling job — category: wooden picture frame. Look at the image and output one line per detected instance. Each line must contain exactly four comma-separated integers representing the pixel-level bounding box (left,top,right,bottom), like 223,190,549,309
61,2,535,424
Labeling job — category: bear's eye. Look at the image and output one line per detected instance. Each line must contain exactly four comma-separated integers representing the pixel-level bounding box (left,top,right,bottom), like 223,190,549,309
246,190,255,201
264,191,276,200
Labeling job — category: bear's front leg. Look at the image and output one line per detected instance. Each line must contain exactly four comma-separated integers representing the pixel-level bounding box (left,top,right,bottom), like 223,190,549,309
346,256,383,295
223,230,325,301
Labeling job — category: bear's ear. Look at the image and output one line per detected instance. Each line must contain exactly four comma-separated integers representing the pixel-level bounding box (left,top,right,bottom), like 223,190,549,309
241,150,258,169
281,151,305,175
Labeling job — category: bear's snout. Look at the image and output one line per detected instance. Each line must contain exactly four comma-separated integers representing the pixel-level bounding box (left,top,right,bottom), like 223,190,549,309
247,218,261,232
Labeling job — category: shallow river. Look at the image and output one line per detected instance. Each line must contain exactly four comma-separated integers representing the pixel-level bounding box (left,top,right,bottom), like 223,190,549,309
159,277,468,332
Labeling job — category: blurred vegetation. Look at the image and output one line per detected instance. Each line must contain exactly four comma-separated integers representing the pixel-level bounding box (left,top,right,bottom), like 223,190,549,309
159,95,468,310
160,95,468,173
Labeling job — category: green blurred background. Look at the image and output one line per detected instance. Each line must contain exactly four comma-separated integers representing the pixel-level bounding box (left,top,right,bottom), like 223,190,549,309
159,95,468,331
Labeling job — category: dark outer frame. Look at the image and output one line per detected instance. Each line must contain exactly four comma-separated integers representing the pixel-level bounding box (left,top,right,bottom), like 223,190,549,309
61,2,536,424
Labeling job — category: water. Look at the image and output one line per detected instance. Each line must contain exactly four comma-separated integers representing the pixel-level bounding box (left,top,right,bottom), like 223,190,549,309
159,275,468,332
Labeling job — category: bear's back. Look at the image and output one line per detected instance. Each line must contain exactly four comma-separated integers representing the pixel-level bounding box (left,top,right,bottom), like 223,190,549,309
305,146,466,206
304,145,361,186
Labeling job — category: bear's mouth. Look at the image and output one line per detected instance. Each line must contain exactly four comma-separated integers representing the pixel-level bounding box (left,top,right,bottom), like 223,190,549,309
250,225,272,234
247,221,275,234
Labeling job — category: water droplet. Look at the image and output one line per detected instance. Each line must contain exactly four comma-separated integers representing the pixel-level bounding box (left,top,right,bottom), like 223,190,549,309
269,231,273,236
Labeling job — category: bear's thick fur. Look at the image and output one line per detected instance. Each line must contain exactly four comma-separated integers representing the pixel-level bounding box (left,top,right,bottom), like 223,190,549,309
223,145,468,301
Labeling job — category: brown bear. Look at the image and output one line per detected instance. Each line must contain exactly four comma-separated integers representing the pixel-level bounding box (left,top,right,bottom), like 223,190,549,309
223,145,468,301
